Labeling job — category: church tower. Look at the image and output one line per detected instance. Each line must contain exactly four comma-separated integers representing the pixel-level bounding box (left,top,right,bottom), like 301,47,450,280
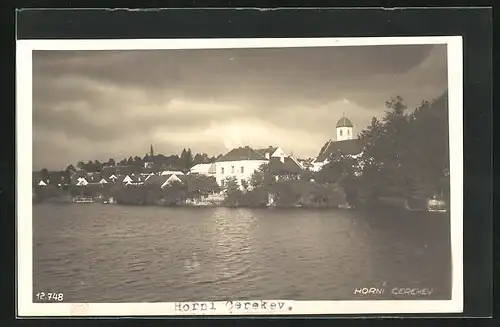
336,114,354,141
150,144,154,157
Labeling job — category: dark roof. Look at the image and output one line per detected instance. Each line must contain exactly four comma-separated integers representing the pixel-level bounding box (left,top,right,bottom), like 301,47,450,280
216,147,266,162
48,171,69,182
255,146,278,157
143,175,161,185
101,166,117,175
115,165,134,175
86,173,102,183
336,117,353,128
73,170,87,178
143,175,173,187
316,139,363,162
268,157,303,175
101,170,118,179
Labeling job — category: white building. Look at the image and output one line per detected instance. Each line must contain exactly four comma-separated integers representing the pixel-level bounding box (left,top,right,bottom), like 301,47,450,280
311,115,363,172
214,146,268,188
336,116,354,141
213,145,304,189
76,177,89,186
189,163,214,175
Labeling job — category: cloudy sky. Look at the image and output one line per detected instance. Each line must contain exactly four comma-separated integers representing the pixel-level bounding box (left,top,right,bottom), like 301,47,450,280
32,43,448,170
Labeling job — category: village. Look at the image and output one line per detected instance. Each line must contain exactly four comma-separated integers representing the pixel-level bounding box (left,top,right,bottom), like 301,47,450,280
32,115,366,208
32,105,450,212
32,77,450,212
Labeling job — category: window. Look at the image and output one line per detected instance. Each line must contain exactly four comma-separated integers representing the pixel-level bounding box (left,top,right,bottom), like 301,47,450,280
221,179,225,187
241,166,244,173
221,167,224,174
340,130,343,136
231,166,234,173
348,129,350,135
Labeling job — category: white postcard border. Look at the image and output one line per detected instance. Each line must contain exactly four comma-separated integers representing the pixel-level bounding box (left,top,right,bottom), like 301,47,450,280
16,36,463,317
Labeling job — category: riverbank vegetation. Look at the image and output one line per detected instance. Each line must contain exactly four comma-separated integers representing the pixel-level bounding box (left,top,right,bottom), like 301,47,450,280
355,93,450,206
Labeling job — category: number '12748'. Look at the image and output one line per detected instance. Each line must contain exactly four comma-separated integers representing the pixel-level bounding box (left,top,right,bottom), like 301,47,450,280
35,292,64,301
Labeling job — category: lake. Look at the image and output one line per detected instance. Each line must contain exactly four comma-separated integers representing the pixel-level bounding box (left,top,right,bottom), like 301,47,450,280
32,203,451,302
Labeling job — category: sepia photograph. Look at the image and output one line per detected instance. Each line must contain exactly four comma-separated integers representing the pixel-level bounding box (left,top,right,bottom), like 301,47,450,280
17,36,463,316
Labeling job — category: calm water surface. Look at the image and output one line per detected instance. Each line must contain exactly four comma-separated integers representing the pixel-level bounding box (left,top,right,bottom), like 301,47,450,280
33,204,451,302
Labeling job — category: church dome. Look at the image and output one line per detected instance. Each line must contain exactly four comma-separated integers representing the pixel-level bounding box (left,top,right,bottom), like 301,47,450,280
336,117,353,128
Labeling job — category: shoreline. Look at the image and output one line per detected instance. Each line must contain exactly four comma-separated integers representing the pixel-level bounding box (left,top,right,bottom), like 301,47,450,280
34,200,448,213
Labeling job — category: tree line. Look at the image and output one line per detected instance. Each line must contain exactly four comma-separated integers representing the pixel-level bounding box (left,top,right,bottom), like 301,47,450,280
59,149,223,174
35,92,449,209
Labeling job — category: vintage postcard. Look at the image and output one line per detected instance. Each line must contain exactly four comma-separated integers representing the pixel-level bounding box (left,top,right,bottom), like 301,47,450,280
17,36,463,316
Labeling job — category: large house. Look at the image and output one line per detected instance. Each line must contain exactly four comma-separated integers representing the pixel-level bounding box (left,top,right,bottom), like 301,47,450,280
213,146,268,188
311,115,364,172
210,145,304,189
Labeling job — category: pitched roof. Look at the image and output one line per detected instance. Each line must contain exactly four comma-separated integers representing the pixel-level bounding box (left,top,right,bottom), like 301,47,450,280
208,163,216,174
255,146,278,157
160,170,184,176
86,172,102,183
144,175,174,187
336,117,354,128
47,171,69,183
115,165,134,175
101,166,117,176
268,157,303,175
143,174,161,185
316,139,363,162
159,174,185,188
216,146,266,162
189,163,213,173
73,170,87,178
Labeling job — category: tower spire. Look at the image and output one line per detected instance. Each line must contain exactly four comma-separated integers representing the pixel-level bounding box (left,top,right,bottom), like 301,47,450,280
150,144,154,157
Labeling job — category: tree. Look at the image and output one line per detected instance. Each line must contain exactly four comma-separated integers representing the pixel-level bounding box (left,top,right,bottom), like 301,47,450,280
193,153,203,165
40,168,49,180
94,160,102,172
355,92,450,204
224,176,243,206
180,148,193,171
240,179,249,192
133,156,143,167
77,161,85,170
108,158,116,166
186,174,219,195
162,181,187,205
66,164,76,173
201,153,210,163
249,163,275,189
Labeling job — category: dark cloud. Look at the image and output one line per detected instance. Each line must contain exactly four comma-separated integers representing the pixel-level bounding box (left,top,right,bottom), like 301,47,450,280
32,43,448,170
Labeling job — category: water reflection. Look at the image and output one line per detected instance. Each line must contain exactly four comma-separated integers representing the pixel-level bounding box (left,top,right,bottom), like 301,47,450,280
33,204,451,302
